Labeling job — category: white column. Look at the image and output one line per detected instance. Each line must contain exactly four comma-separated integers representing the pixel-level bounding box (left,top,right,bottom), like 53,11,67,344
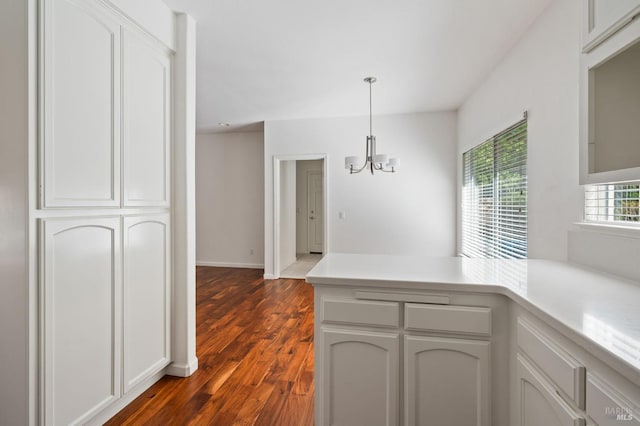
168,12,198,377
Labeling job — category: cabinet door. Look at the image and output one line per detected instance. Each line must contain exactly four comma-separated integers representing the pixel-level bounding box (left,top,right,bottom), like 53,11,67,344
516,355,585,426
122,29,171,207
41,0,121,207
404,335,490,426
40,217,121,425
319,329,399,426
582,0,640,51
122,215,171,393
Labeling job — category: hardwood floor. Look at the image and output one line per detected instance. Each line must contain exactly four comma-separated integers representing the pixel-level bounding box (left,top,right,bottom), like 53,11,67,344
106,267,315,425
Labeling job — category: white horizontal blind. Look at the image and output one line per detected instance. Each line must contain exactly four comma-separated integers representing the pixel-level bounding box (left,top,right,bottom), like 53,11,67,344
584,183,640,223
462,119,527,259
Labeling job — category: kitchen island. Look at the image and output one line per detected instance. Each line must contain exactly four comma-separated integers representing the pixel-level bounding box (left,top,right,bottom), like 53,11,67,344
306,253,640,426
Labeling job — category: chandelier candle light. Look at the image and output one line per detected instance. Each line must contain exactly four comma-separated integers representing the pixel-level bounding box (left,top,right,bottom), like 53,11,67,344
345,77,399,174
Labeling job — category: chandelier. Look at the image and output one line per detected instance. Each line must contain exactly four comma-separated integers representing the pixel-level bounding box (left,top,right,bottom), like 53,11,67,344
345,77,399,174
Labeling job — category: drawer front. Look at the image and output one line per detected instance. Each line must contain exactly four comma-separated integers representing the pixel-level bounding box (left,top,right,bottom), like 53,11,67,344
587,373,640,425
322,297,400,328
405,303,492,336
517,318,586,409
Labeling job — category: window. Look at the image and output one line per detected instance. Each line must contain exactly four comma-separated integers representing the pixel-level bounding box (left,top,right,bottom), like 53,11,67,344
584,183,640,223
462,119,528,259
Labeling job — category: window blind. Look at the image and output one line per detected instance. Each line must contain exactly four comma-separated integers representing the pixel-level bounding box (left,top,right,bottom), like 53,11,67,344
584,183,640,223
462,119,528,259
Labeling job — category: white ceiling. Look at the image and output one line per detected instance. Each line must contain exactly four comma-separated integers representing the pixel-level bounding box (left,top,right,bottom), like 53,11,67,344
164,0,554,132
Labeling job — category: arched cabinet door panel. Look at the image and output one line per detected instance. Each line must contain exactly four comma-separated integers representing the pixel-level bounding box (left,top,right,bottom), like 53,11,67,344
319,329,399,426
404,335,491,426
122,30,171,207
122,214,171,393
41,0,121,207
40,217,122,425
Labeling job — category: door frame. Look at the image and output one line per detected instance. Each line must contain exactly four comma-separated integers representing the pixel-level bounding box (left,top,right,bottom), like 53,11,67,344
272,154,328,278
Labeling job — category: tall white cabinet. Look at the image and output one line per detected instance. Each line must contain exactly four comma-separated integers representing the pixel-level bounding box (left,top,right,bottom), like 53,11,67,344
37,0,176,424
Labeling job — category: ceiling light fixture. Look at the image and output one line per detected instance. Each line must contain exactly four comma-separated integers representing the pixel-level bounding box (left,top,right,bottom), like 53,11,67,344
345,77,399,175
218,122,230,127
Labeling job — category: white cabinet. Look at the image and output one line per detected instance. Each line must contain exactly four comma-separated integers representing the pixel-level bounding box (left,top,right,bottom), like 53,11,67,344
582,0,640,52
41,0,121,207
404,336,490,426
516,355,586,426
37,0,175,424
315,294,494,426
40,217,122,425
320,329,399,426
123,215,171,393
579,0,640,184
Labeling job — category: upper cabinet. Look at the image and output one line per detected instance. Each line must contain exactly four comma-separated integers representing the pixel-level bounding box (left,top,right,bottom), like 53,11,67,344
41,0,121,207
582,0,640,52
123,31,171,207
40,0,172,208
580,1,640,184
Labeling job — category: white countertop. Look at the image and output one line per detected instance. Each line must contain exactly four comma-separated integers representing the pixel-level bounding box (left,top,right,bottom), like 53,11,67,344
306,253,640,383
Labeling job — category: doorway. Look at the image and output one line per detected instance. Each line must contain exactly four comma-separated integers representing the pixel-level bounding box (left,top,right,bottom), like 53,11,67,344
273,155,327,279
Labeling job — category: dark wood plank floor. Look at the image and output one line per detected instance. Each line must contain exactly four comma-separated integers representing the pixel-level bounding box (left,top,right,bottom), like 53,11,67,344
106,267,315,425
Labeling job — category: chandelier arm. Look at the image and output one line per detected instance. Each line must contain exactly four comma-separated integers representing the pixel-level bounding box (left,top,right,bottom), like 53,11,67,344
351,161,369,174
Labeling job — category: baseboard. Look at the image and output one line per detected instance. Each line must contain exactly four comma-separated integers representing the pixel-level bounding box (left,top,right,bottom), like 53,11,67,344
196,260,264,269
263,274,277,280
165,357,199,377
86,368,166,425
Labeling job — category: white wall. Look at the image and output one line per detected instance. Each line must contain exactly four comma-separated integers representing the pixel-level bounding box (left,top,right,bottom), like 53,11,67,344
196,132,264,268
457,0,582,261
296,160,324,254
264,112,458,277
279,160,297,271
0,1,30,424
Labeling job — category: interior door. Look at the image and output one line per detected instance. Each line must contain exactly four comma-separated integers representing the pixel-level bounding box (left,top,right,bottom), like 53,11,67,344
307,170,323,253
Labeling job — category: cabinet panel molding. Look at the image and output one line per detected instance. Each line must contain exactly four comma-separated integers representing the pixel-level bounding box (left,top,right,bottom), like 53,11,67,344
122,29,171,207
40,216,122,425
41,0,121,207
122,214,171,393
404,335,491,426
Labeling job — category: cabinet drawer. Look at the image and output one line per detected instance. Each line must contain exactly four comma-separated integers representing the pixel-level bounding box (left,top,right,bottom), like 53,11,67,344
322,298,400,328
517,318,586,409
405,303,491,336
587,373,640,425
